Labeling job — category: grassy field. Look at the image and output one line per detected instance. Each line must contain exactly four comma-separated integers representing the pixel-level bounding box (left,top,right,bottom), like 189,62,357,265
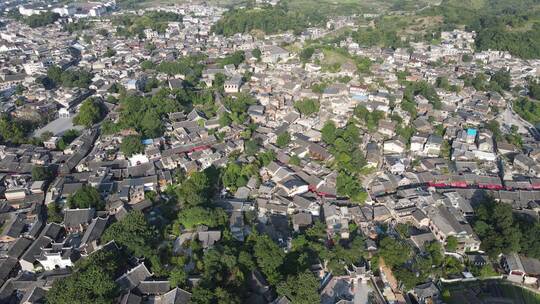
443,280,540,304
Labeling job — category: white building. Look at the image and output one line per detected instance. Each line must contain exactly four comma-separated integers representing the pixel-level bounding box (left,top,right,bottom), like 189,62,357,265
37,244,76,270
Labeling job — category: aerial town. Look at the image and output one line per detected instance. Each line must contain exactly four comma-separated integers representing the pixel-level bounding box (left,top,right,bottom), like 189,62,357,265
0,0,540,303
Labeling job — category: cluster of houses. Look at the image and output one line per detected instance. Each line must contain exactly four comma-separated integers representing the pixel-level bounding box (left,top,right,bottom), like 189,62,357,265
0,1,539,303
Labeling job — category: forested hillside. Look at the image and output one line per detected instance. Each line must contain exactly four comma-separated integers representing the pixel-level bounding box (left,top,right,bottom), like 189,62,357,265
425,0,540,58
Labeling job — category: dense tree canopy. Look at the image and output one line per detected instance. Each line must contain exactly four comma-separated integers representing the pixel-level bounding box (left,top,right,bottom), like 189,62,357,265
277,270,320,304
513,97,540,125
174,207,228,231
528,79,540,100
403,80,441,110
424,0,540,59
106,82,216,138
354,105,384,131
253,234,285,286
57,129,81,150
212,3,325,36
222,93,256,125
32,165,54,182
379,237,411,268
64,20,91,33
473,198,522,256
217,51,245,67
102,211,158,259
74,98,107,128
120,135,144,157
490,69,511,92
23,12,60,28
67,185,104,210
275,132,291,148
221,162,258,192
0,115,34,144
45,66,93,89
175,170,214,207
113,11,183,37
47,202,63,224
336,171,368,203
352,26,403,48
294,98,320,116
46,249,125,304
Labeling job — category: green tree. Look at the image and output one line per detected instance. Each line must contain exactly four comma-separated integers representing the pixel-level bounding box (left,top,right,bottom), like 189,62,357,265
294,98,320,116
336,171,367,203
435,76,451,90
120,135,144,157
379,237,411,268
0,116,30,144
485,120,503,141
252,48,262,61
490,69,511,91
174,207,228,230
23,12,60,28
518,220,540,259
141,60,156,70
425,241,444,266
394,267,422,290
104,47,116,58
219,113,232,127
57,129,80,150
446,236,458,252
176,171,212,207
74,98,106,127
140,110,162,137
191,286,215,304
214,73,227,88
14,84,25,95
528,79,540,100
244,139,259,156
289,155,301,166
221,162,251,191
299,47,315,62
477,264,498,278
513,97,540,124
277,270,320,304
46,66,93,89
102,211,157,258
443,256,463,277
473,198,522,256
253,234,285,285
257,150,276,166
67,185,104,210
47,202,63,223
354,105,384,131
32,165,53,181
321,121,337,145
169,266,187,288
218,51,245,67
46,249,123,304
276,132,291,148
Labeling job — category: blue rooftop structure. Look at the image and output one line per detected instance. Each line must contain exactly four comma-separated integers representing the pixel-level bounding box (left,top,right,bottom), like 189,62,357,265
142,139,153,145
467,128,477,136
352,94,368,101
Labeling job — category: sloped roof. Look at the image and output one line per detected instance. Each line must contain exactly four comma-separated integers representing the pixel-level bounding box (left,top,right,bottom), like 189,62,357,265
116,263,152,291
